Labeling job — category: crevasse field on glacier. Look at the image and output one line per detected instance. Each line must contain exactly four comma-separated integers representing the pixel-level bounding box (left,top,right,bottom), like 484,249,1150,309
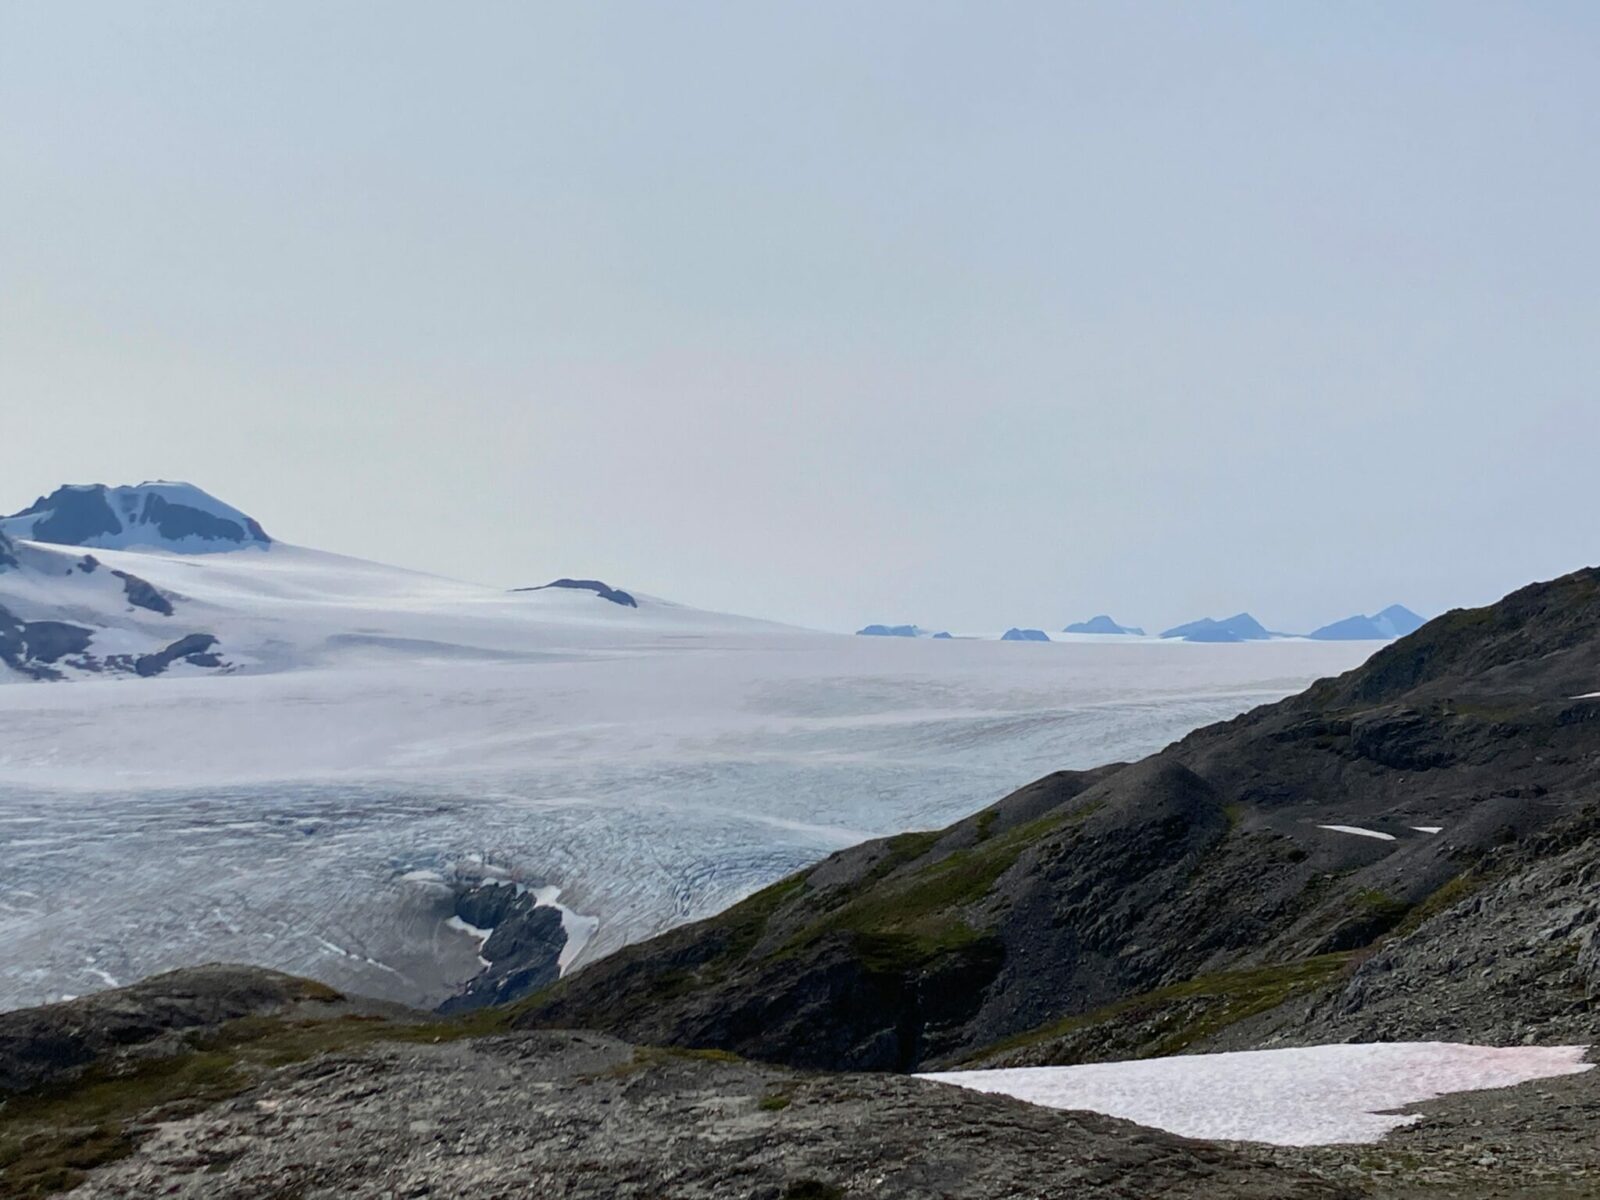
0,540,1379,1010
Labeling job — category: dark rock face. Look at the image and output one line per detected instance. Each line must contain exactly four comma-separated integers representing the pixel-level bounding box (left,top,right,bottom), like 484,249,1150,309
1001,628,1050,642
858,624,920,637
11,486,123,545
0,604,96,679
138,491,269,544
1063,615,1145,635
2,483,270,549
932,631,954,639
0,531,17,571
1160,613,1271,641
513,579,638,607
437,885,567,1014
512,564,1600,1073
1277,805,1600,1048
17,619,95,663
111,568,174,615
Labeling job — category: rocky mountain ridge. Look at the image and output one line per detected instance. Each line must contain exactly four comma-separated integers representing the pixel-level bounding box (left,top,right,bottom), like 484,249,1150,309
0,482,270,553
509,566,1600,1073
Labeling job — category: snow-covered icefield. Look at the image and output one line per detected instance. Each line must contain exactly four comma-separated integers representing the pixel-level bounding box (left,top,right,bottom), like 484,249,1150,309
0,541,1379,1010
921,1043,1596,1145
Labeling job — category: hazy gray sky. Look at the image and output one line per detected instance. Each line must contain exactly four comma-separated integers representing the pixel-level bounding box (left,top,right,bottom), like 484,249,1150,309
5,2,1598,633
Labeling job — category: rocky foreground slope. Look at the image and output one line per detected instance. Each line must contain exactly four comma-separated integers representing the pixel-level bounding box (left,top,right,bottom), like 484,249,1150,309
0,967,1348,1200
3,965,1596,1198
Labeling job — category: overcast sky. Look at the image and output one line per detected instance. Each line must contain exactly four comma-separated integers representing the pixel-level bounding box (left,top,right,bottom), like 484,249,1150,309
5,3,1598,633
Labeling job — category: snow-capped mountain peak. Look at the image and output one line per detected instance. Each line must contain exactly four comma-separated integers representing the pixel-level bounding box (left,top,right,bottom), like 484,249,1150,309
0,481,271,553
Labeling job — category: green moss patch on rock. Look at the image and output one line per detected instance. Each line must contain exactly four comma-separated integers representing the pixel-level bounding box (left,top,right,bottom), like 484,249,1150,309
959,954,1353,1069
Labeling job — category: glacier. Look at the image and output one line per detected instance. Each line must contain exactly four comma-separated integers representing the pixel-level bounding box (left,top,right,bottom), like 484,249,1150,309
0,538,1381,1010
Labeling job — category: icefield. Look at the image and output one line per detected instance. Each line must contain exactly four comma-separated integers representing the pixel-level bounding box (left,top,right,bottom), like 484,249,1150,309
0,540,1380,1010
920,1043,1595,1145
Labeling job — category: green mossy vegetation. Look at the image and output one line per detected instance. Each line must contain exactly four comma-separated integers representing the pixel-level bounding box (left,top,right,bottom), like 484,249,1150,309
757,1089,794,1111
1387,870,1482,939
715,875,810,962
592,1043,747,1082
1352,887,1410,925
774,810,1069,976
963,953,1354,1066
782,1181,844,1200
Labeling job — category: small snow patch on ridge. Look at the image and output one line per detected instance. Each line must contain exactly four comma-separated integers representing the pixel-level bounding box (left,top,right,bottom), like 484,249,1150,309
1317,824,1397,842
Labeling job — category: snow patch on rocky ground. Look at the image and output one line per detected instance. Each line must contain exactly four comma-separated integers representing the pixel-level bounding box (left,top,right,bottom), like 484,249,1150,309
920,1043,1594,1145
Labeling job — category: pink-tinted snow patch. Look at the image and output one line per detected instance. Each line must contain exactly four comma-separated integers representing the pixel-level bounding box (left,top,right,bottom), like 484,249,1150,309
919,1042,1592,1145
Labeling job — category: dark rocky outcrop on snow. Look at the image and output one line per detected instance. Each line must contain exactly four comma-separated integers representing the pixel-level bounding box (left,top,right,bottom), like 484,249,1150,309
857,624,921,637
0,539,223,679
126,633,223,677
511,566,1600,1074
110,568,174,615
0,604,97,680
49,552,175,615
513,578,638,607
437,885,568,1014
0,611,221,680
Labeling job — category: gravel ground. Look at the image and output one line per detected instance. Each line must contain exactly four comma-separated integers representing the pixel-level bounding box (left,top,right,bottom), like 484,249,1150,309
1275,1048,1600,1198
70,1030,1349,1200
